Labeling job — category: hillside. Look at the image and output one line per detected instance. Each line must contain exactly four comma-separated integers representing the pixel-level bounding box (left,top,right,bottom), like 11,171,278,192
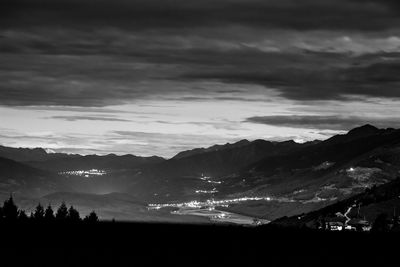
219,125,400,200
271,177,400,229
119,139,306,201
0,156,68,198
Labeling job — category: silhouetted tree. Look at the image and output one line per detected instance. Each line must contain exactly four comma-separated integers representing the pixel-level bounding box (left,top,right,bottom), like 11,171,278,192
67,206,81,222
372,213,390,232
0,198,89,225
3,196,18,222
84,211,99,223
18,210,29,222
44,205,55,222
33,203,45,222
392,217,400,232
315,219,321,230
29,211,34,220
320,218,326,231
56,202,68,221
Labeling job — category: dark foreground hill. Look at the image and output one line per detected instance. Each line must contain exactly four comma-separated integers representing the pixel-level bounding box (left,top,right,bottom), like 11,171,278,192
272,177,400,229
0,222,398,267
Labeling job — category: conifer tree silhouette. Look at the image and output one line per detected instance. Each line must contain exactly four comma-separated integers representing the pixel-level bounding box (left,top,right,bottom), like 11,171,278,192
68,206,81,222
372,213,390,232
3,195,18,222
33,203,45,222
44,205,55,222
56,202,68,221
0,198,95,225
0,206,3,221
18,210,29,222
84,211,99,223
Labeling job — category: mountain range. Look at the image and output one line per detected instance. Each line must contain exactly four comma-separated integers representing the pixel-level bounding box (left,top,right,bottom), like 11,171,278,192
1,124,400,222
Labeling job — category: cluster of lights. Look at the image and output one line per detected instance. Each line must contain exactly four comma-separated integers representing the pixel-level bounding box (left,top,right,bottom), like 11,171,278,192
303,196,338,204
148,196,273,210
199,174,222,184
207,180,222,184
59,169,107,177
213,213,227,219
199,175,211,181
195,188,218,194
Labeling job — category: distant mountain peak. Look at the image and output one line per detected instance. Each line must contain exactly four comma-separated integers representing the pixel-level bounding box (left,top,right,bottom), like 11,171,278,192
172,139,251,159
235,139,250,145
347,124,379,136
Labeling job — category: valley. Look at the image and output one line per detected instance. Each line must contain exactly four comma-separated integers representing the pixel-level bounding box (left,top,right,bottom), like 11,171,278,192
1,125,400,225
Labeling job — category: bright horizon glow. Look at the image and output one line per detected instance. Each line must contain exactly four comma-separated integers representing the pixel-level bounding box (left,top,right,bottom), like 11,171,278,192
0,93,352,158
1,94,399,158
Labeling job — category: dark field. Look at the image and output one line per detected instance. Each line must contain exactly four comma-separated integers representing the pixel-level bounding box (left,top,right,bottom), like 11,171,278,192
1,222,398,267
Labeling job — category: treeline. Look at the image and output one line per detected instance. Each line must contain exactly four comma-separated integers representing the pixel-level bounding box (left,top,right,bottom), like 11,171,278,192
0,196,99,224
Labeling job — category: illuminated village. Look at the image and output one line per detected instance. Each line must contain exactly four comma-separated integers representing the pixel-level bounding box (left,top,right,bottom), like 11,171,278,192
59,169,107,178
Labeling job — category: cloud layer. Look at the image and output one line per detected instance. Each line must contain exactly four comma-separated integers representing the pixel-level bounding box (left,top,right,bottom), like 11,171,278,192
1,0,400,155
0,0,400,107
2,0,400,31
245,115,400,131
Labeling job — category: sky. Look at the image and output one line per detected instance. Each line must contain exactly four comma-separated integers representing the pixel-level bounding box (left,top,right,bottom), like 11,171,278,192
1,0,400,158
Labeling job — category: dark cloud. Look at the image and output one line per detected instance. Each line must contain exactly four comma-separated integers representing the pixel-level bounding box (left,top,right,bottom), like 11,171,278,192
245,115,400,130
0,52,178,107
47,115,131,122
1,1,400,107
18,106,131,114
1,0,399,31
2,46,400,106
180,52,400,101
